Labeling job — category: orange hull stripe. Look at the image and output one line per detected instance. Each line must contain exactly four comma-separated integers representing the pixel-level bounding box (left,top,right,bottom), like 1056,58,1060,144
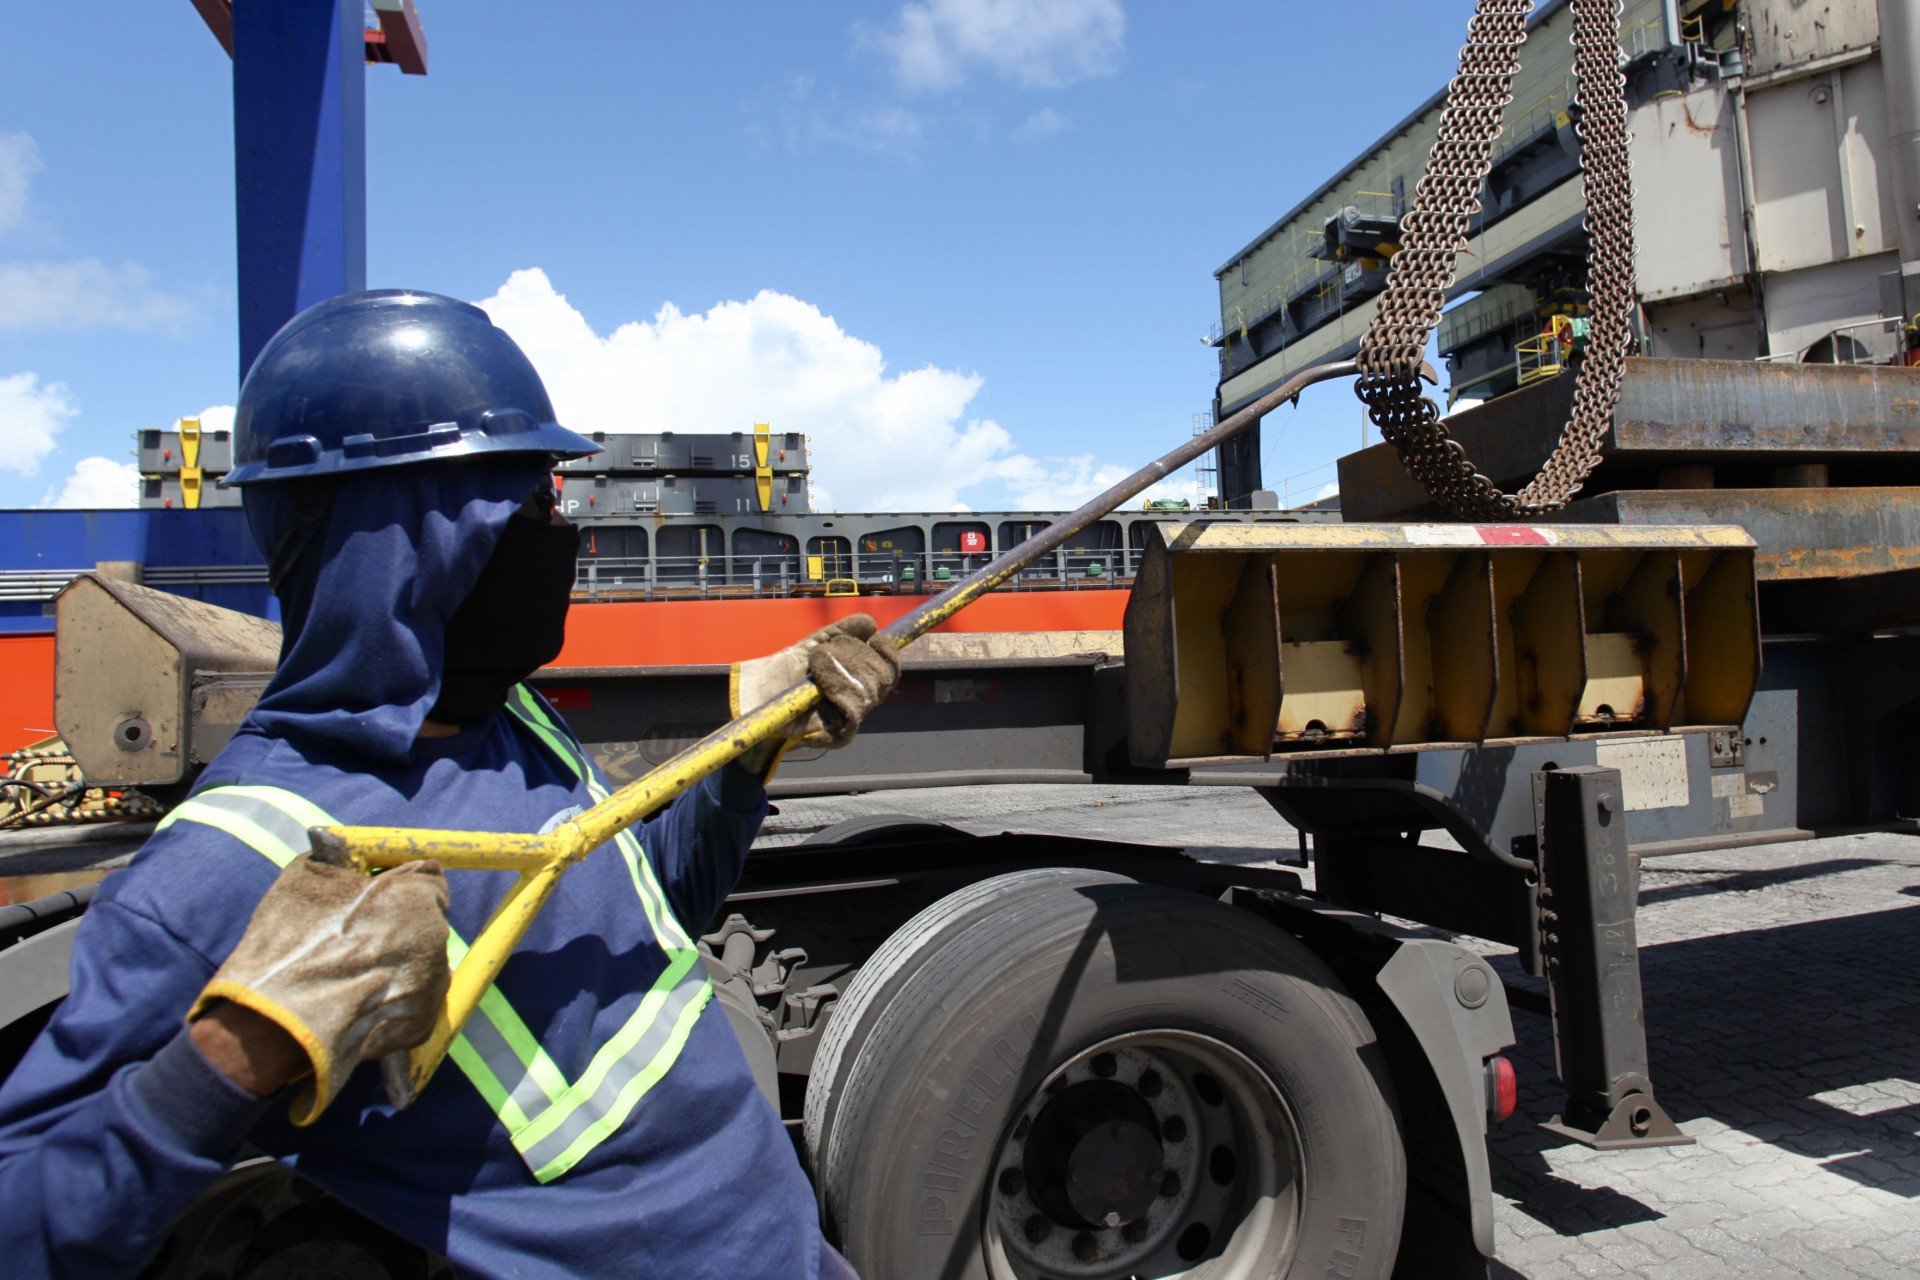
552,592,1128,668
0,593,1131,757
0,634,57,756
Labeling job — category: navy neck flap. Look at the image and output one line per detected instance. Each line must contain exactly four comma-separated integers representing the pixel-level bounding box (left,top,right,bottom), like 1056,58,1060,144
242,456,554,764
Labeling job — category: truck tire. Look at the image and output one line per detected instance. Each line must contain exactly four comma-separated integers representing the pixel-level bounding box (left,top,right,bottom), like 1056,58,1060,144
810,878,1406,1280
805,866,1135,1164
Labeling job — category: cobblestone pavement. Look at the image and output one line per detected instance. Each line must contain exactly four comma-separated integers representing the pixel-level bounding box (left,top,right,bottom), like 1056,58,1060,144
767,786,1920,1278
1485,833,1920,1280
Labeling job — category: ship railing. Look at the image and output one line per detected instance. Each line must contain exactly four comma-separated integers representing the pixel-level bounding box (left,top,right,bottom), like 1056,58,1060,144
573,550,1138,602
0,564,270,603
1757,317,1907,367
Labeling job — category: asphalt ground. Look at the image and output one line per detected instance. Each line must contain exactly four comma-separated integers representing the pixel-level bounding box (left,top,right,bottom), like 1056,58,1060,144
762,784,1920,1279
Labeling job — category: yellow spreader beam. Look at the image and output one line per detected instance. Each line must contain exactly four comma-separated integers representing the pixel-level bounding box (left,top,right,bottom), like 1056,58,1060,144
307,358,1363,1111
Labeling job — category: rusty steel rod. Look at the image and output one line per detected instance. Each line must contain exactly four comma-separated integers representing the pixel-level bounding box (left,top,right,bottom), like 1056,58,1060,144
314,357,1363,1112
876,358,1361,643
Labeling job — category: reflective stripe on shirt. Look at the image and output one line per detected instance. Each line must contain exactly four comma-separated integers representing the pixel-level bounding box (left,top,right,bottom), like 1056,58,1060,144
163,687,713,1182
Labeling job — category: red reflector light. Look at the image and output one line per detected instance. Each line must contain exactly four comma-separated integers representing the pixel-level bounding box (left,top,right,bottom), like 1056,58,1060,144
1487,1056,1518,1123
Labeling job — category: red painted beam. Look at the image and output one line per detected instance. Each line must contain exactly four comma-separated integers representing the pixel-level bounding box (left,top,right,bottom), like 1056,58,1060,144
190,0,233,55
371,0,429,75
193,0,425,76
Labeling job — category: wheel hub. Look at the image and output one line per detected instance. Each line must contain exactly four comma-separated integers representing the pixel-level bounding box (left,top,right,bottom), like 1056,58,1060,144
1021,1077,1165,1229
1067,1118,1162,1227
988,1035,1302,1279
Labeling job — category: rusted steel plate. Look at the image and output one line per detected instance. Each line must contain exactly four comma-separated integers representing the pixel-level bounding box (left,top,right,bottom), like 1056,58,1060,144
1152,520,1754,552
1339,357,1920,521
1555,488,1920,581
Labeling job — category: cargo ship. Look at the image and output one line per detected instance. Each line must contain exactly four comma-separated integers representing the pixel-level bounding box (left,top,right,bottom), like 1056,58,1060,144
0,420,1333,756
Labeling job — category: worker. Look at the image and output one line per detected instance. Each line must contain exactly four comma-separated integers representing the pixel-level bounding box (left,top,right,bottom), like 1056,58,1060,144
0,290,898,1279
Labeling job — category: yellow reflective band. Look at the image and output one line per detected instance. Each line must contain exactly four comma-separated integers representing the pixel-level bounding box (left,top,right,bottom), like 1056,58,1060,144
165,786,568,1130
447,1033,530,1133
518,951,713,1181
175,736,715,1182
207,784,339,834
505,687,696,951
443,931,569,1111
615,827,693,952
158,798,301,868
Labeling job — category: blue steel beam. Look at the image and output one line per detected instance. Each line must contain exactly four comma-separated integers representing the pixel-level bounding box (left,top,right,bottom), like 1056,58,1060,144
232,0,367,380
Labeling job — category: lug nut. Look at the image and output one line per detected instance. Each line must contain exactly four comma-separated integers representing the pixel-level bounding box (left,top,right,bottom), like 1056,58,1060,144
1162,1115,1187,1143
1091,1053,1117,1079
1025,1214,1051,1243
1123,1218,1150,1243
999,1167,1024,1196
1072,1231,1097,1260
1137,1069,1162,1097
1103,1210,1121,1227
1160,1170,1182,1198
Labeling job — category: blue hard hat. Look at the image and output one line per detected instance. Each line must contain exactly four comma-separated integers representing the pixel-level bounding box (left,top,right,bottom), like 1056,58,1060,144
224,289,599,485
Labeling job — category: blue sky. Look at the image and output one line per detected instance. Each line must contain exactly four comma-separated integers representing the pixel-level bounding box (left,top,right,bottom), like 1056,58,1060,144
0,1,1473,512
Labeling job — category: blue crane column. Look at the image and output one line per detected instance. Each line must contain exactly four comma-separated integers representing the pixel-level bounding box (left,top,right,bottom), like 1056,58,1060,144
232,0,366,379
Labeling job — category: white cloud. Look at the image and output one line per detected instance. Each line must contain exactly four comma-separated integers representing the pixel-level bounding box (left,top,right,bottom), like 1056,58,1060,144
867,0,1126,92
40,456,138,509
1314,481,1339,501
476,268,1148,512
0,131,41,234
0,259,197,333
991,454,1124,509
1013,107,1071,142
0,134,196,335
770,76,923,153
0,371,76,476
182,404,235,435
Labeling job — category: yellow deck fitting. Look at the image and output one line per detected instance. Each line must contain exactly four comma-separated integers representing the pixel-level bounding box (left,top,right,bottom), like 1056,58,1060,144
753,421,773,512
179,417,203,511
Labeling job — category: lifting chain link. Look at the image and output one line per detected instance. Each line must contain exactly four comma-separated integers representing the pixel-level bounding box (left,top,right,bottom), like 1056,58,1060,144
1355,0,1634,519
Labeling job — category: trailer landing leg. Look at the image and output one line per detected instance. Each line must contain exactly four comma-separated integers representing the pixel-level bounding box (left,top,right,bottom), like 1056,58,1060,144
1536,766,1692,1150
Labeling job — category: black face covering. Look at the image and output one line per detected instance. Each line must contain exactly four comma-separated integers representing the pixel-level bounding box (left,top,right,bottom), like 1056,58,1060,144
430,506,582,726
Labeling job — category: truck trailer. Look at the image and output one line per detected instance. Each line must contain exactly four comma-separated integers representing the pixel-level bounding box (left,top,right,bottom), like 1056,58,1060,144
9,0,1920,1275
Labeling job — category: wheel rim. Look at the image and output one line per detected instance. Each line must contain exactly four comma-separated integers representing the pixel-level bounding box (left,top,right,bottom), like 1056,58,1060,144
983,1031,1303,1279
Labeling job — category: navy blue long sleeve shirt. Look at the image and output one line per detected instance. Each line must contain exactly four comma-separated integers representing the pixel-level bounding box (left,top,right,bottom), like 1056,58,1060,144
0,713,847,1280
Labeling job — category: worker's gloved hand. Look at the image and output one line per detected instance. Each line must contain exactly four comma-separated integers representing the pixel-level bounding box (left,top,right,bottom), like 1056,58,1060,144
730,615,903,773
189,854,451,1125
807,617,903,746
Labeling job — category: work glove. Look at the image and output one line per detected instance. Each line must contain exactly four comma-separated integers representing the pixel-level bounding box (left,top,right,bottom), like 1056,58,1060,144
730,615,903,773
189,854,451,1125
